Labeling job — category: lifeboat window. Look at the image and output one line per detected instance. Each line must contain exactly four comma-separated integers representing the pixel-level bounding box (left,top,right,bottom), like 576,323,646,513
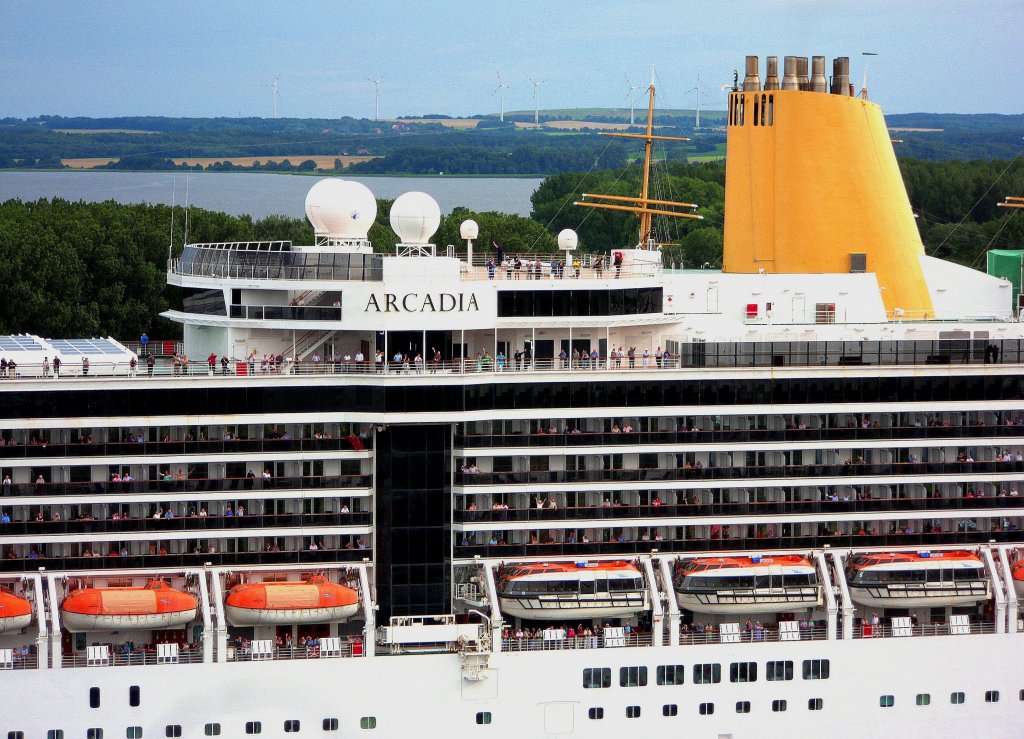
772,699,788,712
587,708,604,720
656,664,685,686
693,663,721,684
767,661,794,681
89,687,101,709
662,704,678,717
619,666,648,687
246,722,262,735
730,662,757,683
284,720,301,732
359,717,377,729
129,685,141,707
879,695,895,708
475,712,492,725
164,728,182,738
916,694,931,706
626,706,641,719
699,702,715,716
583,667,611,689
127,729,142,739
204,725,221,736
322,718,339,731
808,698,824,711
735,702,750,714
985,691,1000,703
579,580,595,595
802,659,830,680
87,731,102,739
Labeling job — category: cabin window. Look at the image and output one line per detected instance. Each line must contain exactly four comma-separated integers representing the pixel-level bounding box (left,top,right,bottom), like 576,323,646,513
1020,689,1024,701
699,702,715,715
164,728,182,738
625,706,641,719
245,722,262,735
322,718,339,731
204,725,221,737
802,659,830,679
808,698,824,711
126,729,143,739
772,699,788,712
284,720,301,732
8,733,25,739
662,704,678,717
588,708,604,720
815,303,836,324
951,692,965,705
879,695,895,708
730,662,757,683
767,660,793,681
89,687,101,709
475,713,492,725
693,663,721,684
583,667,611,688
47,732,65,739
129,685,141,707
736,701,750,714
359,717,377,730
87,731,103,739
916,694,931,706
985,691,1000,703
656,664,685,685
619,666,648,687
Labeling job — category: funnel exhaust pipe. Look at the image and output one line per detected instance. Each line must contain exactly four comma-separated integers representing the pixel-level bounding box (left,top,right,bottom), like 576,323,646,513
831,56,850,96
742,55,761,91
811,56,827,92
764,56,779,90
796,57,809,90
782,56,799,90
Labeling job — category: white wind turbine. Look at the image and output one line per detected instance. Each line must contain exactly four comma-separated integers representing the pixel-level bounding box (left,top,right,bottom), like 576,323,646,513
493,72,511,122
687,73,708,129
262,74,281,118
366,74,384,121
624,76,643,126
529,77,548,124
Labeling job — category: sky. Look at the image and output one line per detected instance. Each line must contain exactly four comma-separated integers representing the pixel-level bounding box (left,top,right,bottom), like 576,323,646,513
1,0,1022,120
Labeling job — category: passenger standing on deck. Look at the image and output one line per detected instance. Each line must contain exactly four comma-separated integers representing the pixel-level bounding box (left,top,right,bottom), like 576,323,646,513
81,356,89,376
52,356,61,378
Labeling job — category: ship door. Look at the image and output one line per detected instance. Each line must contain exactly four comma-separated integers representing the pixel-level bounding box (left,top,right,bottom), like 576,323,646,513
706,285,719,312
542,702,574,734
791,297,806,322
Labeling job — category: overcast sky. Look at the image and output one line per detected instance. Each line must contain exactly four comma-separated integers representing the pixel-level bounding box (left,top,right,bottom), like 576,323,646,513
2,0,1021,119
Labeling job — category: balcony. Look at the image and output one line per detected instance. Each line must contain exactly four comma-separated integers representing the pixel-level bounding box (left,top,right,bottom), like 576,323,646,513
0,548,373,572
0,474,372,498
0,510,371,536
0,436,371,460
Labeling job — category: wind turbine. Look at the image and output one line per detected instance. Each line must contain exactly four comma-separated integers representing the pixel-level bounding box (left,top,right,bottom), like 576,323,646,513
365,74,384,121
493,73,511,122
529,77,547,124
262,74,281,119
687,73,708,129
624,76,643,126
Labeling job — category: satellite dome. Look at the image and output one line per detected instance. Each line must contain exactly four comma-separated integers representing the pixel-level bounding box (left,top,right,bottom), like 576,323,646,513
304,179,377,239
390,191,441,244
557,229,579,251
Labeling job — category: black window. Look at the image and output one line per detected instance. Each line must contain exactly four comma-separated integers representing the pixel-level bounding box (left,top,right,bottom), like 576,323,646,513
736,701,750,714
583,667,611,688
662,704,678,717
359,718,376,730
129,685,141,707
730,661,757,683
699,703,715,715
322,718,339,731
126,729,143,739
284,720,300,732
204,725,221,737
656,664,685,685
47,732,65,739
245,722,261,735
772,699,788,712
880,695,894,708
89,687,101,709
626,706,641,719
8,733,24,739
165,728,181,738
588,708,604,720
693,663,721,684
916,694,930,706
619,666,648,687
475,713,492,725
767,660,793,681
809,698,824,711
802,659,830,679
986,690,1000,703
87,731,103,739
951,692,965,705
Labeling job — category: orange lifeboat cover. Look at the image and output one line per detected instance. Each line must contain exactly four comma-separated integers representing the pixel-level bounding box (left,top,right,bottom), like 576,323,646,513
0,590,31,618
62,581,196,616
226,576,357,611
1012,560,1024,582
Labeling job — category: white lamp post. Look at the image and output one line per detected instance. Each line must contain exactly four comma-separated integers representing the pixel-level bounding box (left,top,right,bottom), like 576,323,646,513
460,219,479,267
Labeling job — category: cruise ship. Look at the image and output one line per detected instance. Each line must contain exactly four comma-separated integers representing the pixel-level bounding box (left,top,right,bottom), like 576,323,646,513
2,53,1024,738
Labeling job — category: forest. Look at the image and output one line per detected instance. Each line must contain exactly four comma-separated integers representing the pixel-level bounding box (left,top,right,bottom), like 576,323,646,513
0,157,1020,340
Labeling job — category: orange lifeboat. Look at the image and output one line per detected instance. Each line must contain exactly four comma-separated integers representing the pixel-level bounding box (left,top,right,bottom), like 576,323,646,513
224,575,358,626
0,590,32,633
497,561,648,620
845,550,989,608
673,554,820,614
1012,558,1024,600
60,581,197,633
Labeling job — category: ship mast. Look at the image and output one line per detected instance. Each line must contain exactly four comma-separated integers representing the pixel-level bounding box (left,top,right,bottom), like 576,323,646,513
574,68,702,249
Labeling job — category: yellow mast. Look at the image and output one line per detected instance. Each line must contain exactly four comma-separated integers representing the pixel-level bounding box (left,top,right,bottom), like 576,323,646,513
573,69,702,248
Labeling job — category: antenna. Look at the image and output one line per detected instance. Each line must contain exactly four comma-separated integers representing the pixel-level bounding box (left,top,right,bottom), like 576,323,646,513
168,178,176,263
365,75,384,121
528,77,547,125
492,72,511,122
624,76,643,126
686,73,708,129
860,52,878,99
261,74,281,118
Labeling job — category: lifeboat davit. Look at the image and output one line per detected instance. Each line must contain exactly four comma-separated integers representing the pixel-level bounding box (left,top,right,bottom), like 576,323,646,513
497,561,648,620
61,581,197,633
845,550,990,609
0,590,32,633
673,555,821,614
224,576,359,626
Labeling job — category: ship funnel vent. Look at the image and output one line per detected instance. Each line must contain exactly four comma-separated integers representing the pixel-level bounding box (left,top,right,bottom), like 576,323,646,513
811,56,828,93
764,57,780,90
782,56,799,90
743,55,761,91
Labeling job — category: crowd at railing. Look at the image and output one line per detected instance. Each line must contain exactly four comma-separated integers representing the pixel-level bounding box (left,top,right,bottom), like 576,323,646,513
0,510,371,536
0,473,371,498
62,644,204,668
0,435,371,460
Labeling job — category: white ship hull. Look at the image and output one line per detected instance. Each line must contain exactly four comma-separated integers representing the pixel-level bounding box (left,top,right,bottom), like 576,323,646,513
61,609,198,633
225,603,359,626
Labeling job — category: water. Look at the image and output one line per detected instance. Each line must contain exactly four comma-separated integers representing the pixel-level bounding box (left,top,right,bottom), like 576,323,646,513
0,171,543,218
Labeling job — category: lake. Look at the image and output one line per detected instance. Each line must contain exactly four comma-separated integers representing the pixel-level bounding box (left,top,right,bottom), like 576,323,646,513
0,171,544,218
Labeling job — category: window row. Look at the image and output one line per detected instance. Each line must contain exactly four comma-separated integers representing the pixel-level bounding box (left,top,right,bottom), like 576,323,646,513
583,660,829,688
